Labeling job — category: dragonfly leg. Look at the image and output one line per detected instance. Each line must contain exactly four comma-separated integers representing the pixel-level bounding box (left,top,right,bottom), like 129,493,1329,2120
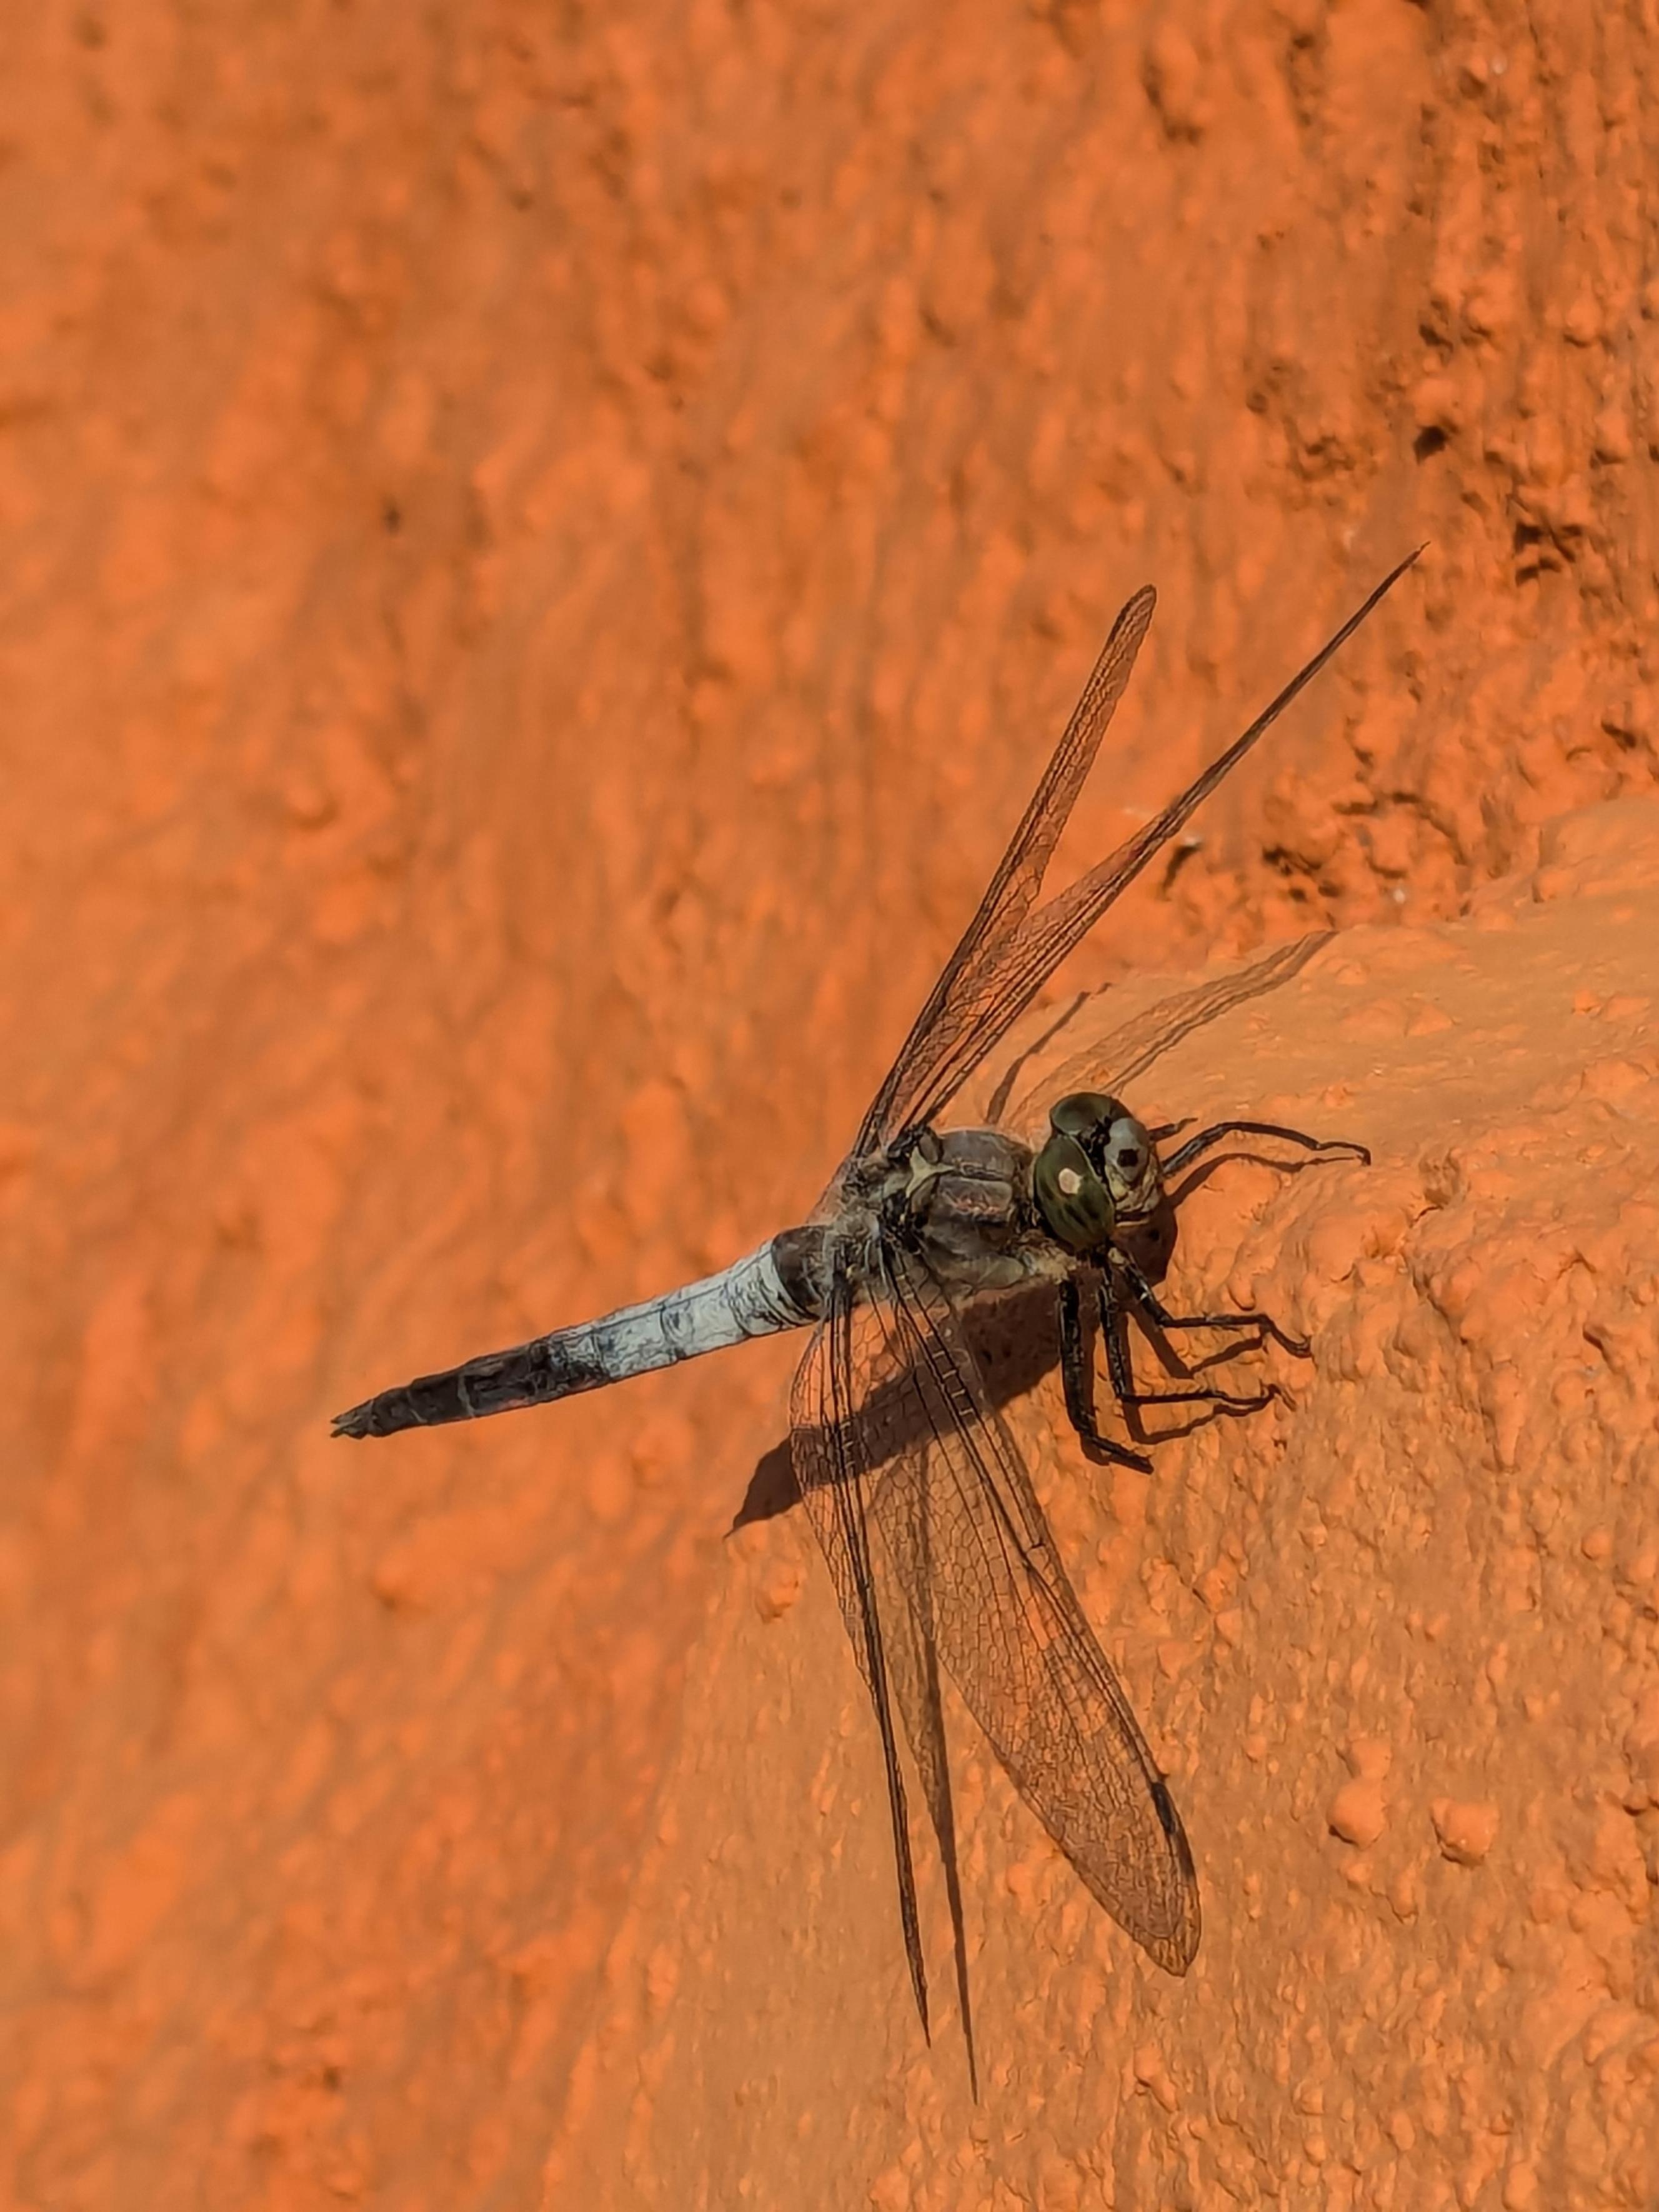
1099,1271,1281,1414
1116,1251,1310,1360
1058,1274,1150,1471
1160,1118,1370,1178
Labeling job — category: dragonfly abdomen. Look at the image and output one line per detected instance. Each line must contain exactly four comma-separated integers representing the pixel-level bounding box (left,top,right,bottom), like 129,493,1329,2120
332,1239,815,1439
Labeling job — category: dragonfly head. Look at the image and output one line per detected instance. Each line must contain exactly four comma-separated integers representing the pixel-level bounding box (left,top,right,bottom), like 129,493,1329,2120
1033,1092,1163,1255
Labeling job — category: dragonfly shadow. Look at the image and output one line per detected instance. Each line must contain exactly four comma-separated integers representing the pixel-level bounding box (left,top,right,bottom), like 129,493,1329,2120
730,1269,1275,1533
732,1282,1064,1533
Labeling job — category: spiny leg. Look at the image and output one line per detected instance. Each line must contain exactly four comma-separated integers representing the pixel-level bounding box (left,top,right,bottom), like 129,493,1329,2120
1117,1251,1309,1360
1131,1118,1362,1368
1161,1119,1370,1178
1098,1269,1280,1417
1057,1274,1150,1471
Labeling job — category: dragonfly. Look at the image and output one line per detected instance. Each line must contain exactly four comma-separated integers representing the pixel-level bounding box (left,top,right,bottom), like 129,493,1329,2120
334,547,1418,2083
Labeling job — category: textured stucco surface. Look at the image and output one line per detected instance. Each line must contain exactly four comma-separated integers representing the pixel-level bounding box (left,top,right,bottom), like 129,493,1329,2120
551,834,1659,2209
2,1,1658,2206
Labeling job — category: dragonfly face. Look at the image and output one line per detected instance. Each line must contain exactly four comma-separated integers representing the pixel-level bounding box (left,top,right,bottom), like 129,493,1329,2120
1032,1091,1164,1256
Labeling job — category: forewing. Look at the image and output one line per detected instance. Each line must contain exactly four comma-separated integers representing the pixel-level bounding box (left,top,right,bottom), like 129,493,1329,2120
870,1246,1201,1971
853,587,1156,1156
864,547,1422,1145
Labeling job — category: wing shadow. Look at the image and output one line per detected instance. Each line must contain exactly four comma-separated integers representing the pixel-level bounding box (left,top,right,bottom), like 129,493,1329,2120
989,929,1334,1129
733,1279,1063,1533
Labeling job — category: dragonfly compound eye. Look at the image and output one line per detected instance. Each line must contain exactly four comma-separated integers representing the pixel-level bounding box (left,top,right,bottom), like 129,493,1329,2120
1099,1112,1157,1206
1034,1115,1117,1254
1047,1089,1121,1141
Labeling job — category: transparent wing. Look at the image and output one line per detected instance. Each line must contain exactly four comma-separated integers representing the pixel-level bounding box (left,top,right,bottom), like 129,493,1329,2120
854,586,1155,1156
870,1245,1200,1970
790,1246,1200,1983
789,1280,936,2043
856,548,1422,1151
790,1264,982,2081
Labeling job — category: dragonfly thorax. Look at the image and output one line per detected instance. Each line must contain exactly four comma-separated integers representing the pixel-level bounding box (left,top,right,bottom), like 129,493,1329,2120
1033,1092,1164,1256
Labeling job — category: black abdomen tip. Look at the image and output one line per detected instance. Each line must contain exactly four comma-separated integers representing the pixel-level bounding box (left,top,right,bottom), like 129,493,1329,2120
331,1364,489,1438
331,1383,434,1438
331,1393,402,1438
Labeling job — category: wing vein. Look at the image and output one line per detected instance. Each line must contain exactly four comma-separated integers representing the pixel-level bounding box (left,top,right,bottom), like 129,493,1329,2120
855,549,1421,1148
